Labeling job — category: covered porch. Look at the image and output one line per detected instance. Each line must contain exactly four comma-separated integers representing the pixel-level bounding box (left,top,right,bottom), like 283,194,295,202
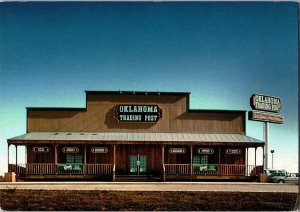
7,132,264,181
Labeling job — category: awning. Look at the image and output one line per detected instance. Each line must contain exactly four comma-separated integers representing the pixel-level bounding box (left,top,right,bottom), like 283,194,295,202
8,132,264,146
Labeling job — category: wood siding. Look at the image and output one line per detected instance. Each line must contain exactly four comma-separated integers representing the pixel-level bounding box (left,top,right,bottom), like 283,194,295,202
27,145,55,163
27,93,245,134
115,144,162,174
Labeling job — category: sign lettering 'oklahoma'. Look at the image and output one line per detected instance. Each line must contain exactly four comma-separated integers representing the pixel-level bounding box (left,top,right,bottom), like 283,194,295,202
115,105,162,123
250,94,282,113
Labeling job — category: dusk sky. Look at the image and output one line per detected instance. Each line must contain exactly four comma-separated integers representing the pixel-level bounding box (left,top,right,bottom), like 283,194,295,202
0,2,298,175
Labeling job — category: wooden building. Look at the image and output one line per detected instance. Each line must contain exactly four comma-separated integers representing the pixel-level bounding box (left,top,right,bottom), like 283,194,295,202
7,91,264,181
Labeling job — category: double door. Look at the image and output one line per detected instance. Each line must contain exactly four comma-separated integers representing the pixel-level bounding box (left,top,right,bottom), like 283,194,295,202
130,154,147,175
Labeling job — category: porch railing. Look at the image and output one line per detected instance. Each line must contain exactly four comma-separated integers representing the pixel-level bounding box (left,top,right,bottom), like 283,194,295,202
9,163,113,176
86,164,113,175
164,164,263,176
27,163,56,175
164,164,191,175
9,163,263,178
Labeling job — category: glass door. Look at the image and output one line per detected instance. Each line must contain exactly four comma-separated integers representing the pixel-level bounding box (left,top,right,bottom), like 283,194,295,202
130,155,138,173
139,155,147,173
129,154,147,175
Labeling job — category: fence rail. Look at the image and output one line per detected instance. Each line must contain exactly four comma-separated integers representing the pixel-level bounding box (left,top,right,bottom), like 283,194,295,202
9,163,113,175
164,164,263,176
9,163,263,177
86,164,113,175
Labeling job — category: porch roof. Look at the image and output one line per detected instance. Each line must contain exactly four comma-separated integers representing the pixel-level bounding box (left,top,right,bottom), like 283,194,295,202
8,132,264,146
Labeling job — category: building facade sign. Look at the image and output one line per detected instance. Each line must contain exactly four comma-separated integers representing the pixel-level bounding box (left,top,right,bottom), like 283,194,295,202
248,111,284,124
58,164,82,171
226,149,242,154
250,94,282,113
62,147,79,153
32,147,49,153
197,148,214,154
114,105,162,123
169,148,186,154
91,147,108,153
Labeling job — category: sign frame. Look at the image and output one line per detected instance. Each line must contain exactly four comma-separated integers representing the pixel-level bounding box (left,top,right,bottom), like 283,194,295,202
169,148,186,154
197,148,214,154
91,147,108,154
58,164,83,171
114,105,162,123
225,149,242,154
62,147,80,154
32,147,50,153
250,94,282,113
248,111,284,124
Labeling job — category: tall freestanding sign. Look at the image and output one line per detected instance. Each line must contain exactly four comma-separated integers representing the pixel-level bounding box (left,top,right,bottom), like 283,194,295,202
248,94,284,170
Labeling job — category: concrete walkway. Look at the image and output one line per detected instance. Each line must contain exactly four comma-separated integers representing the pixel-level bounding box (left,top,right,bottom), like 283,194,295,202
0,182,298,193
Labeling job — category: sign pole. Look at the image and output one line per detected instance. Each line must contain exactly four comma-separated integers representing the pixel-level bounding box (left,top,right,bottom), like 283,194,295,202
249,93,284,172
263,122,269,170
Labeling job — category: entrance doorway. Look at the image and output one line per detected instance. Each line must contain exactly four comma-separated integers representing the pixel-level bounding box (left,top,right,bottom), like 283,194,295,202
129,154,147,175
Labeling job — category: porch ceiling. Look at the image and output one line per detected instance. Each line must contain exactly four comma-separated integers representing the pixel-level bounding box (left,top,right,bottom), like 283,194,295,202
8,132,264,147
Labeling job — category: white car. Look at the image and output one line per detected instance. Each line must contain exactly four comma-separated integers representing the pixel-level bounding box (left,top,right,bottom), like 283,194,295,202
269,172,299,184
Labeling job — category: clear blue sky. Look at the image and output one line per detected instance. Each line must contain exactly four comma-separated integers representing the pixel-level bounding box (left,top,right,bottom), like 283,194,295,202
0,2,298,175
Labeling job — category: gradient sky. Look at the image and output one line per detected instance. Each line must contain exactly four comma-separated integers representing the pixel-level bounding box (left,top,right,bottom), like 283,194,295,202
0,2,298,175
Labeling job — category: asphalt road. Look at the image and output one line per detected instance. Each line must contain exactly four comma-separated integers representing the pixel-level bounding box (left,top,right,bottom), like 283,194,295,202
0,182,298,193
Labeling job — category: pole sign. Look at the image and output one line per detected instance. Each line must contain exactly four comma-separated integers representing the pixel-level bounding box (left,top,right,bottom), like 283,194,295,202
249,111,284,124
249,93,283,170
114,105,162,123
250,94,282,113
249,93,284,124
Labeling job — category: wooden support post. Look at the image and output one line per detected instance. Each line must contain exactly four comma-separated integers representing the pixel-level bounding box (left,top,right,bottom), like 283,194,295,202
8,144,10,164
190,145,193,176
25,145,28,175
262,146,265,171
15,145,18,166
254,147,257,167
218,147,221,175
83,145,87,175
54,144,58,174
255,147,257,175
161,145,165,166
113,145,116,166
25,145,28,164
245,148,248,176
112,144,117,182
162,145,166,182
7,144,10,172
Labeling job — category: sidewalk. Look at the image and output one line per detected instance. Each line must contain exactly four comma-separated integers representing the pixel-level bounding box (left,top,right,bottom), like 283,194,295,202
0,182,298,193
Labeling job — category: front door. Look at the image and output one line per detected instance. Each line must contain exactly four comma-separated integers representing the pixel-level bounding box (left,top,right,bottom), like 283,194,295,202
130,154,147,175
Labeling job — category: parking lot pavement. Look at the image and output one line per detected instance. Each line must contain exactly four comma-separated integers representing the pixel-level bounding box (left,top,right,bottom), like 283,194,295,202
0,182,298,193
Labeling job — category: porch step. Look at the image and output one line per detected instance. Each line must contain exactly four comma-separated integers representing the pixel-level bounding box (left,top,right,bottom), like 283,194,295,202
115,175,162,182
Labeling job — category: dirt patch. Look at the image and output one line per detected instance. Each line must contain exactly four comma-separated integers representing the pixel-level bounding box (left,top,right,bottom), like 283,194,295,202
0,189,298,211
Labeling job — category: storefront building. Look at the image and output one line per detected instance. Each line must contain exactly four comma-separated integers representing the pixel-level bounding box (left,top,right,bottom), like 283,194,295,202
7,91,264,181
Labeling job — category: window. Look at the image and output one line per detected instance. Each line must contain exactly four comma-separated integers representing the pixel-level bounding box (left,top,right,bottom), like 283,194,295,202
193,156,201,164
66,154,82,164
193,155,208,164
200,155,209,164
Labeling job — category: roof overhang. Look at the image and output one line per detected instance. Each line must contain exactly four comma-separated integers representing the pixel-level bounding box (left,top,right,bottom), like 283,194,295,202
8,132,264,147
